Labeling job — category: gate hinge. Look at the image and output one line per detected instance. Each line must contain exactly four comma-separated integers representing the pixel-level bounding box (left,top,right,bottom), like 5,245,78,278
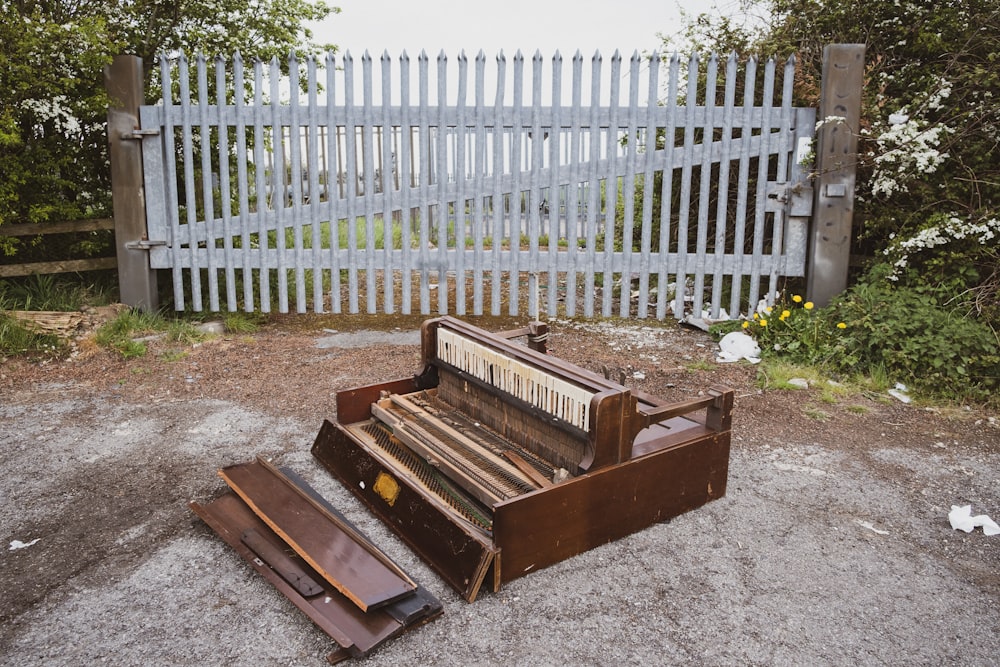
126,239,167,250
121,128,161,140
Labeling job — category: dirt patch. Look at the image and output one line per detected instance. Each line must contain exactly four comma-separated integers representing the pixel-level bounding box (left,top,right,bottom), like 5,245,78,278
1,314,998,665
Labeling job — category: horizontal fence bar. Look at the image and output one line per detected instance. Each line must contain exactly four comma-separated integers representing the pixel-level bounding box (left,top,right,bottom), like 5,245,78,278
0,218,117,279
149,248,802,277
0,257,118,279
146,104,789,130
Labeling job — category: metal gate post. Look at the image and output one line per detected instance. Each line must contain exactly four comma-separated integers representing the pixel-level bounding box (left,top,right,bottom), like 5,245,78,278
806,44,865,307
105,55,159,311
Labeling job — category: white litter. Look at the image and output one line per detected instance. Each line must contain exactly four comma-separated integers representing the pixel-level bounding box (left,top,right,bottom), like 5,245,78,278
948,505,1000,536
683,308,730,332
856,520,890,535
9,538,40,551
716,331,761,364
887,382,911,403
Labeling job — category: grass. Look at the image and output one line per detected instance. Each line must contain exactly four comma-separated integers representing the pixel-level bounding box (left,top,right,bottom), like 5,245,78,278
756,361,818,390
0,273,264,360
164,320,205,345
757,359,884,411
685,359,716,372
0,274,114,312
159,349,189,362
0,313,64,357
223,311,266,334
0,274,117,357
803,406,831,421
94,309,165,359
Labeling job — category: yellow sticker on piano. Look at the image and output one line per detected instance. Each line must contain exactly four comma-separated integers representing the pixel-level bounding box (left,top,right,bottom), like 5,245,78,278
373,471,401,506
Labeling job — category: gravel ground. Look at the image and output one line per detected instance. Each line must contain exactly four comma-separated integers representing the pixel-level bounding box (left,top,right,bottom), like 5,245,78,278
1,315,998,665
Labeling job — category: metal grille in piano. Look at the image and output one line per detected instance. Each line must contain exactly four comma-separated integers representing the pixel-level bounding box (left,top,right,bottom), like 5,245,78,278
353,421,494,531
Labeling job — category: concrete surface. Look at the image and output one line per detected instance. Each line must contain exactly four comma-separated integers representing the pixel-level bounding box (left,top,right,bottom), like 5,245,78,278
2,338,998,666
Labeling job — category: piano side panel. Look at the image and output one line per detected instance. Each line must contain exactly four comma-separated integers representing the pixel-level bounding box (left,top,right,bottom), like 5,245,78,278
335,377,421,424
311,419,498,602
586,391,627,471
492,429,731,584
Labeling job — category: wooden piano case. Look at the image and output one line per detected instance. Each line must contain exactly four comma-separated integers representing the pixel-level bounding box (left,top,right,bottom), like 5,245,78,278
312,317,733,602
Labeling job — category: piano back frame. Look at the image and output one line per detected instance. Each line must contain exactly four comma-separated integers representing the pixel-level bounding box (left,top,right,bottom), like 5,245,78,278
420,317,641,472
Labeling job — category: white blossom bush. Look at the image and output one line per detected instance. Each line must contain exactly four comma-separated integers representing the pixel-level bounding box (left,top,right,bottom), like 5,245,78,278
868,81,954,197
869,117,951,196
884,215,1000,280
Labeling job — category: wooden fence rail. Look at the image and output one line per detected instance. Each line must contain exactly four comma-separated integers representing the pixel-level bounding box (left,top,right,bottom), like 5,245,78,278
0,218,117,279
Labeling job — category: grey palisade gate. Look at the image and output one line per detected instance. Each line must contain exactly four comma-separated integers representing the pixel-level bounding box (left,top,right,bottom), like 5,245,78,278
122,47,857,318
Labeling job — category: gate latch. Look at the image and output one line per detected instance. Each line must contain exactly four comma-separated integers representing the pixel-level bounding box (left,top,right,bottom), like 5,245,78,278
768,182,814,217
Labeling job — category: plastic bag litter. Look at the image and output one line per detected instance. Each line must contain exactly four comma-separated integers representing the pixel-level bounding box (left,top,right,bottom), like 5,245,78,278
887,382,912,403
716,331,761,364
948,505,1000,536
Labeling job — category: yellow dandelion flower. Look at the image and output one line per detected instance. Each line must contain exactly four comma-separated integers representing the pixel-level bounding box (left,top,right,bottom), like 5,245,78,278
837,322,847,329
760,319,768,327
742,321,750,329
804,301,814,310
753,313,759,320
792,295,803,303
781,309,791,319
764,306,773,314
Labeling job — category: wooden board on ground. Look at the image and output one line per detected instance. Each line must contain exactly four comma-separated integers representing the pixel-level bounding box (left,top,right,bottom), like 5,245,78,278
191,491,442,662
218,457,416,612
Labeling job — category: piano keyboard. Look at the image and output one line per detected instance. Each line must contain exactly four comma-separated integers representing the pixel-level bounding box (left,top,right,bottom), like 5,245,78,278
436,327,594,430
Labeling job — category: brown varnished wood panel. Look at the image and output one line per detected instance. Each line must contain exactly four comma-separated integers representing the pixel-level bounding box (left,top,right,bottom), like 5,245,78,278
219,458,416,612
312,419,498,602
335,377,421,424
492,432,730,583
630,418,714,458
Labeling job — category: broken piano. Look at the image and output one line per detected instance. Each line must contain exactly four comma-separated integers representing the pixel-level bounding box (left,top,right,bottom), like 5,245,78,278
313,316,734,602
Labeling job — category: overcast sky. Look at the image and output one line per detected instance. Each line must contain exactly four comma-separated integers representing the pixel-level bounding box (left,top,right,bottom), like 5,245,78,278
310,0,754,60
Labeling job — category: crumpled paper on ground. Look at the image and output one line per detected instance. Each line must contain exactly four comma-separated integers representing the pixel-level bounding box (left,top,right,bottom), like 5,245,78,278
716,331,761,364
9,538,40,551
948,505,1000,536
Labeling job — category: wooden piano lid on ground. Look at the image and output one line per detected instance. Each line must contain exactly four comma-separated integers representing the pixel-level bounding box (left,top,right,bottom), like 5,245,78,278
191,459,442,662
218,456,417,612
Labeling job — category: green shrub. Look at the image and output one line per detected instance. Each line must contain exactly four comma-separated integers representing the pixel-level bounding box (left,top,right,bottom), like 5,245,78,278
825,267,999,404
734,265,999,405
